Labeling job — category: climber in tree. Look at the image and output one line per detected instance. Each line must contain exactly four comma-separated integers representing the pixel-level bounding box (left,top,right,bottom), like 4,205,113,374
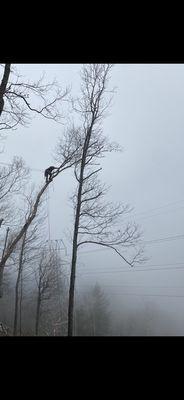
44,166,58,183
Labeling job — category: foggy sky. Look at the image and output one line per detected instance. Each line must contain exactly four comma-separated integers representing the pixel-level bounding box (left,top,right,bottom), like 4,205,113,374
2,64,184,334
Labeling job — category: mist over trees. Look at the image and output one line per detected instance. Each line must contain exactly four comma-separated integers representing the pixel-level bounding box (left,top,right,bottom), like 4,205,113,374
0,63,183,337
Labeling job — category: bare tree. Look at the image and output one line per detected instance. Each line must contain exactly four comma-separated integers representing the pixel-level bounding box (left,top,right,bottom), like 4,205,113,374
0,157,29,225
34,248,59,336
13,209,45,336
0,132,82,298
0,180,51,298
56,64,144,336
0,63,69,131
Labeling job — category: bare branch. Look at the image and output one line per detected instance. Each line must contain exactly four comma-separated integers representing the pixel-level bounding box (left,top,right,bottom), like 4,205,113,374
77,240,134,266
0,64,70,132
0,141,84,296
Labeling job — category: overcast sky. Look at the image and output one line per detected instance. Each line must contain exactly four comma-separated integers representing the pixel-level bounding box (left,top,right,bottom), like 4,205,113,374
2,64,184,334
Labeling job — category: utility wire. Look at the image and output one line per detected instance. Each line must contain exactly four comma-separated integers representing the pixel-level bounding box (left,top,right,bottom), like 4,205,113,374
77,283,184,289
121,198,184,220
1,231,184,251
77,265,184,275
76,288,184,298
76,233,184,255
2,158,184,216
0,161,43,172
100,292,184,298
78,261,184,270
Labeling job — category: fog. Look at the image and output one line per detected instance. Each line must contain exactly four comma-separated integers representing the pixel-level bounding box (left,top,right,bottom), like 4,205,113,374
1,63,184,335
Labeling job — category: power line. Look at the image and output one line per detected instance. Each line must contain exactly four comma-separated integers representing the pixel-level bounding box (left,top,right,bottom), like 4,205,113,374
130,206,184,222
76,290,184,298
122,198,184,220
77,265,184,275
77,261,184,274
0,161,43,172
77,283,184,289
104,292,184,298
76,233,184,255
2,158,184,214
1,230,184,255
78,261,184,270
144,233,184,244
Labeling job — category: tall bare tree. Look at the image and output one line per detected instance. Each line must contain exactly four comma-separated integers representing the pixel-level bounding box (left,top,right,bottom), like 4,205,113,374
56,64,144,336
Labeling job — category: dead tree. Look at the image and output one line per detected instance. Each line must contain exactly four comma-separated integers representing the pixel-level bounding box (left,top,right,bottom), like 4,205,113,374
57,64,144,336
0,136,81,298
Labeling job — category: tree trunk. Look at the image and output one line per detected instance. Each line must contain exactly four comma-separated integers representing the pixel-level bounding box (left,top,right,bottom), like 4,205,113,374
13,279,20,336
67,168,84,336
0,227,10,298
35,293,41,336
67,129,93,336
19,272,23,336
0,64,11,116
13,231,27,336
0,266,5,298
68,243,78,336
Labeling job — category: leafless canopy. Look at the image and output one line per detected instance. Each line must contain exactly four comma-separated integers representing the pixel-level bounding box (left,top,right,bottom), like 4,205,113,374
66,64,144,267
0,127,86,297
0,64,69,131
0,157,29,225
